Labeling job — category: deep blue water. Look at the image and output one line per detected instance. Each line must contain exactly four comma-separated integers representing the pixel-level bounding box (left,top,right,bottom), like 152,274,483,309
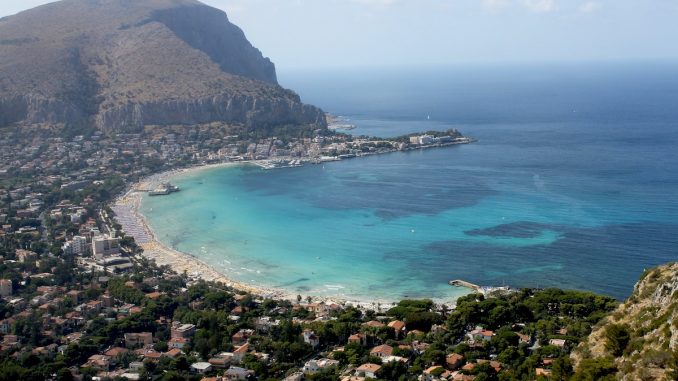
143,63,678,301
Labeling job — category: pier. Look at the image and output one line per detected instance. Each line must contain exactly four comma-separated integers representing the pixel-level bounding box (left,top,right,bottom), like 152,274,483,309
449,279,483,293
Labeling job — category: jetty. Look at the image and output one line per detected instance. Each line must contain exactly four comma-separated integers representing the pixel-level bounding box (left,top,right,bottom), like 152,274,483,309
449,279,513,296
449,279,482,293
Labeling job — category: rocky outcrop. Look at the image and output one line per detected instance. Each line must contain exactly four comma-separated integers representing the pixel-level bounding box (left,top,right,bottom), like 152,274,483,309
0,0,326,133
0,94,86,127
95,92,326,133
151,4,277,84
572,262,678,380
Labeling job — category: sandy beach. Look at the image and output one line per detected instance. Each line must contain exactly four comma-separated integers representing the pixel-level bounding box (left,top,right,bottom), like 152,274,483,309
111,162,402,310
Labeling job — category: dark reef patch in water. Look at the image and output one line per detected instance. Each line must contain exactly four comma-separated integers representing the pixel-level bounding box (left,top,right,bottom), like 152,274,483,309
412,222,678,300
238,161,498,219
276,278,310,287
465,221,553,239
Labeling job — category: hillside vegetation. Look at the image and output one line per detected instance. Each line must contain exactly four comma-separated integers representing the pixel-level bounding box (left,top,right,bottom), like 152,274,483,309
572,262,678,380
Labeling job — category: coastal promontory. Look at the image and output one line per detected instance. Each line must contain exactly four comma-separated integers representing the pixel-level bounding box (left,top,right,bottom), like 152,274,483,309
0,0,326,133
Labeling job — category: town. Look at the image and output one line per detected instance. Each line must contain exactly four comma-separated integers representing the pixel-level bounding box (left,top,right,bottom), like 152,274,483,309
0,123,619,381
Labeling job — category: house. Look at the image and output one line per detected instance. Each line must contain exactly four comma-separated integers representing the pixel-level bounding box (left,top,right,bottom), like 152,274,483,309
0,319,10,334
446,353,465,370
124,332,153,348
32,344,58,359
387,320,407,338
85,354,111,371
422,365,444,381
136,348,163,362
362,320,385,328
66,290,83,304
254,316,279,332
462,363,475,372
467,328,494,343
303,358,339,373
355,363,381,379
169,337,190,350
0,279,12,297
452,374,476,381
430,324,448,335
208,353,233,369
1,334,19,351
165,348,182,359
83,299,103,313
370,344,394,359
146,291,163,299
536,368,552,377
233,343,250,363
171,323,196,339
412,340,431,354
302,329,320,348
382,355,408,364
104,347,129,359
477,359,502,372
517,333,531,345
15,249,37,263
190,362,213,374
232,329,254,345
348,333,366,346
549,339,566,348
224,366,254,380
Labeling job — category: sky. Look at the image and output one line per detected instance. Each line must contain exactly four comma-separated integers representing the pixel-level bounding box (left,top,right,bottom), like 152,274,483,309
2,0,677,70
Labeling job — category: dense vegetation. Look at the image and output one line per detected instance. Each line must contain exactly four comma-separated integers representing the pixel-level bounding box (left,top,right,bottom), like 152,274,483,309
0,254,619,381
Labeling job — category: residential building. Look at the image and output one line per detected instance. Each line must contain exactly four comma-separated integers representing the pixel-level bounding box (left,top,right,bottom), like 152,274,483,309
92,235,120,259
302,329,320,348
355,363,381,379
303,358,339,373
124,332,153,348
190,362,213,374
171,323,196,339
0,279,12,297
370,344,393,359
224,366,254,380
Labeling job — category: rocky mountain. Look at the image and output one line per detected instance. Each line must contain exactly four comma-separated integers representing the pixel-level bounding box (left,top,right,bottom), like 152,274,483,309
572,262,678,380
0,0,326,132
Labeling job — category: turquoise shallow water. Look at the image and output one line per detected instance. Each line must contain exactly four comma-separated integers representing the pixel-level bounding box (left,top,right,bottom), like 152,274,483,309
141,64,678,301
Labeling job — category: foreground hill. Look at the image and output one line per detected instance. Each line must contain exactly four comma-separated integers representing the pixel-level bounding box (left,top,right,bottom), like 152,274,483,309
0,0,325,132
572,262,678,380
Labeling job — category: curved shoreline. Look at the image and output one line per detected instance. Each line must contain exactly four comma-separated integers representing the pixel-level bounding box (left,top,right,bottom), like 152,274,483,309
113,161,468,309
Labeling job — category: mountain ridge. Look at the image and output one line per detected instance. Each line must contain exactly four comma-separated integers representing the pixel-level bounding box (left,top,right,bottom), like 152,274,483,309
0,0,326,132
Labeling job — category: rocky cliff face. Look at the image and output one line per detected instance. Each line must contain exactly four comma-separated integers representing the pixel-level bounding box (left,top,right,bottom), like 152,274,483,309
572,262,678,380
95,91,327,133
0,0,325,133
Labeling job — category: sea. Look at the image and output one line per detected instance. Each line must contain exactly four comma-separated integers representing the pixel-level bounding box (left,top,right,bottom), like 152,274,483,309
140,62,678,302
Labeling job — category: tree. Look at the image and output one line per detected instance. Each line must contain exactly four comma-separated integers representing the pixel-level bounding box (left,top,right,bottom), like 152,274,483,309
571,357,617,381
604,324,630,357
550,356,573,381
55,368,74,381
